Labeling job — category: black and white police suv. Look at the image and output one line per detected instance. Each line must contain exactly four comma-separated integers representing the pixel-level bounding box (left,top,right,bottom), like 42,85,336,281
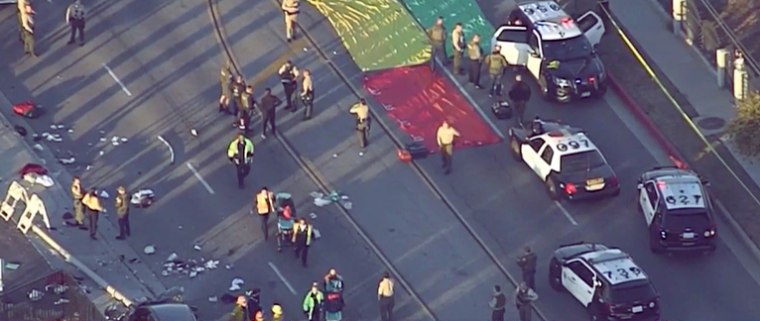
549,242,661,321
637,166,718,253
508,118,620,200
491,1,607,102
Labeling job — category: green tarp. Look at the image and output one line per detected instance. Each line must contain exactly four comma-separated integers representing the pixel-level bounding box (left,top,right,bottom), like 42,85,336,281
307,0,432,71
402,0,495,52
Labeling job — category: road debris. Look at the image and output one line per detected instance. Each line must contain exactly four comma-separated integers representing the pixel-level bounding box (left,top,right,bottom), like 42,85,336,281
166,253,178,262
59,157,76,165
194,245,202,251
312,191,350,208
54,298,70,305
190,129,198,137
131,189,156,208
99,190,110,199
23,172,54,187
144,245,157,255
229,278,244,291
208,296,218,302
14,125,27,136
308,212,317,219
42,132,63,142
28,289,44,301
4,262,20,270
157,135,175,164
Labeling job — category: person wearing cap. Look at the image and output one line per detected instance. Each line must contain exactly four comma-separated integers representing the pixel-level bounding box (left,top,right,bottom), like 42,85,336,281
302,282,324,321
516,246,537,290
70,176,87,229
115,185,131,240
227,133,255,188
81,189,103,240
377,271,394,321
292,218,313,267
489,285,507,321
272,302,284,321
349,98,370,149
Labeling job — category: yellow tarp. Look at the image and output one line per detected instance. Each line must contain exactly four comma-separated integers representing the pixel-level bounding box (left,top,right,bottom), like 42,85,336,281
307,0,432,71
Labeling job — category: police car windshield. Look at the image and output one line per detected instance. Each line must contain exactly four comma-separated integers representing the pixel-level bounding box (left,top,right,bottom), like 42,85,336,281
607,283,656,303
560,150,605,172
543,36,593,61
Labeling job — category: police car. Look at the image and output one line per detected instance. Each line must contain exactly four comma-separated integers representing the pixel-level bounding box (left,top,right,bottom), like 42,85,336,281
549,242,661,321
637,166,718,253
491,1,607,102
508,117,619,200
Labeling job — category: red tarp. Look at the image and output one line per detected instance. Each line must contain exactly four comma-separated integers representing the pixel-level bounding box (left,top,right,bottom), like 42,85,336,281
364,66,501,152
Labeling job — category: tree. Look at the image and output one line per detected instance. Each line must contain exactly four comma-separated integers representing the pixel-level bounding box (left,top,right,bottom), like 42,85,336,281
726,91,760,158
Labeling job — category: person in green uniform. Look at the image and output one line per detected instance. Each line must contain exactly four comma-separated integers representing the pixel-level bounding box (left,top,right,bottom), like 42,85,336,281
485,45,508,97
115,186,130,240
302,282,324,321
227,133,254,188
219,65,233,113
427,16,447,70
451,22,466,75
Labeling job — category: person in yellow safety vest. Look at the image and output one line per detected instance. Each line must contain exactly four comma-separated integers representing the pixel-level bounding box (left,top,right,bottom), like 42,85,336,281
272,303,284,321
349,98,370,149
227,133,254,188
436,120,460,175
292,218,313,267
81,189,103,240
255,187,275,241
302,282,324,321
282,0,300,42
70,176,86,228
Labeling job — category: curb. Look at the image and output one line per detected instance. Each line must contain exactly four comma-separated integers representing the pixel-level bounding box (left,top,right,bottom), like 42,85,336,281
0,92,135,308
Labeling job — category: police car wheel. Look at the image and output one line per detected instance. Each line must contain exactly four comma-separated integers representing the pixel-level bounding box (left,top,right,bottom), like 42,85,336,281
509,136,521,160
592,83,607,98
587,304,602,321
546,177,559,200
649,230,664,254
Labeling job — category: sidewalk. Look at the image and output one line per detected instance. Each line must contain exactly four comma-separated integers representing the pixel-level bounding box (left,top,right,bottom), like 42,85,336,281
606,0,760,250
0,90,166,310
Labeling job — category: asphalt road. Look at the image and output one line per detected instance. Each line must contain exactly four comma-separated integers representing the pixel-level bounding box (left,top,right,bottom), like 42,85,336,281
3,0,760,321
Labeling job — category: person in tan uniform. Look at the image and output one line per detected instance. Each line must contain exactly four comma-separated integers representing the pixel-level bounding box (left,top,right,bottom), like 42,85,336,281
349,98,370,148
427,16,447,69
70,177,87,229
115,186,130,240
219,65,233,113
300,68,314,120
451,22,466,75
82,189,103,240
20,2,36,57
282,0,300,42
377,272,395,321
437,121,461,175
467,34,483,88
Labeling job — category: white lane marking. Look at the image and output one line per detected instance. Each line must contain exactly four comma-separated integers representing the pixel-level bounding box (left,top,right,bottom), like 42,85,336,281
436,58,506,139
102,63,132,96
554,201,579,225
186,162,215,194
267,262,297,295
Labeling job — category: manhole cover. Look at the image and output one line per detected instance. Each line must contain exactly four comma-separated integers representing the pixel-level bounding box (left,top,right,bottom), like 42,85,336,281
697,117,725,130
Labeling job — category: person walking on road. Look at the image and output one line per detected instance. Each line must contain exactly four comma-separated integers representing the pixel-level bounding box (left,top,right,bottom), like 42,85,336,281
70,177,87,229
82,189,103,240
282,0,300,42
377,271,395,321
467,34,483,88
349,98,370,149
427,16,447,69
485,45,508,97
279,60,299,111
451,22,466,75
227,133,254,189
20,2,36,57
300,68,315,120
323,268,344,292
292,218,313,267
436,121,460,175
489,285,507,321
115,185,131,240
231,75,246,116
515,282,538,321
255,187,275,241
259,88,281,139
65,0,86,46
219,65,233,114
303,282,324,321
517,246,537,290
509,74,531,126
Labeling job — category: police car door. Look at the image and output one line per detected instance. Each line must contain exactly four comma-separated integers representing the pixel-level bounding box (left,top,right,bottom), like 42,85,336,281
521,137,546,178
492,25,530,66
562,260,596,307
638,181,659,225
577,11,605,48
526,30,543,79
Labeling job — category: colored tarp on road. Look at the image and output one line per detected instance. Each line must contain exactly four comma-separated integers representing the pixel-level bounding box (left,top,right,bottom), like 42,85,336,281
364,65,501,152
307,0,431,71
403,0,496,52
